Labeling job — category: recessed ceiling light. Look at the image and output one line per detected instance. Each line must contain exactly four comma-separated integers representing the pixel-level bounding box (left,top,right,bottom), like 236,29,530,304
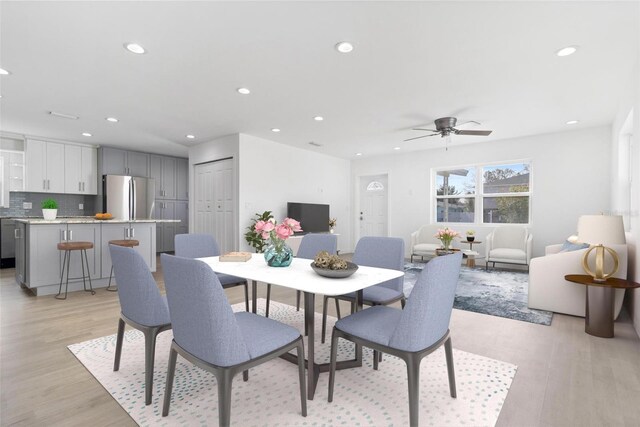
394,147,401,150
0,68,10,75
314,116,324,121
335,42,354,53
566,120,579,125
556,46,578,57
355,152,362,156
186,134,196,139
48,111,79,120
124,43,146,54
271,128,281,133
237,87,251,95
82,132,92,137
106,117,119,123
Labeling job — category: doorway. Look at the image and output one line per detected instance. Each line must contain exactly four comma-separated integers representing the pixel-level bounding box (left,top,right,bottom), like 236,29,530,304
358,174,388,239
194,158,235,253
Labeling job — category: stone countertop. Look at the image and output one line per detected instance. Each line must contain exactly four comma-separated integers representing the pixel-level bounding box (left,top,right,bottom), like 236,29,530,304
15,218,181,224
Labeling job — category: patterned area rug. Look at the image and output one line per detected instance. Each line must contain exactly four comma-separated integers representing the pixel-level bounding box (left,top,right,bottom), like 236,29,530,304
69,299,517,426
404,263,553,325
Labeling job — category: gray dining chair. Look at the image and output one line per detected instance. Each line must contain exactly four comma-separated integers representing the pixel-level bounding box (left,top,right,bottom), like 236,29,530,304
160,253,307,426
174,233,250,312
265,233,338,318
110,244,172,406
328,252,462,427
321,236,405,344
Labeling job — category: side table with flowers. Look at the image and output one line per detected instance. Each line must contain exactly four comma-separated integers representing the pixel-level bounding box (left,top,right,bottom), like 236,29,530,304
435,227,460,254
254,217,302,267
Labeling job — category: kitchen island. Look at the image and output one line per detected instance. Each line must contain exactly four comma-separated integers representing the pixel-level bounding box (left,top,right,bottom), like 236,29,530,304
14,218,180,296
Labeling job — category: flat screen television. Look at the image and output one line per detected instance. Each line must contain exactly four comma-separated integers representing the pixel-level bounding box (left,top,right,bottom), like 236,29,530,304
287,202,330,234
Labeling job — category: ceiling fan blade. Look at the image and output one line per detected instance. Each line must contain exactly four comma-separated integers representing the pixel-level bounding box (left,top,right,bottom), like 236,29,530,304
412,128,438,132
454,129,493,136
404,133,440,142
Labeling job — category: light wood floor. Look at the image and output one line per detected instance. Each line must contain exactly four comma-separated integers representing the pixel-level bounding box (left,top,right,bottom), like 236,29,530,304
2,259,640,426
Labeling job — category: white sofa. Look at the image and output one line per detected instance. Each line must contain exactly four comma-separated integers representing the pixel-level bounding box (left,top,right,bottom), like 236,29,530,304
528,242,627,318
410,225,443,262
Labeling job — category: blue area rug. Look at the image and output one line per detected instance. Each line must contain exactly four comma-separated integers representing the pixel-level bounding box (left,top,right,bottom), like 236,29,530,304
404,263,553,326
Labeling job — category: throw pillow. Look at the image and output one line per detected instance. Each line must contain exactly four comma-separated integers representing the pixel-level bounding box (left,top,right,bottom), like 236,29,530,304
559,240,589,252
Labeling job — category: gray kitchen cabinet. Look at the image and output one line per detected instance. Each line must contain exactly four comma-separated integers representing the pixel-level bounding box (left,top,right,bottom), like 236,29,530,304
175,200,188,235
101,222,156,276
26,223,99,287
150,154,177,199
176,158,188,200
155,201,176,252
101,147,149,177
15,222,26,285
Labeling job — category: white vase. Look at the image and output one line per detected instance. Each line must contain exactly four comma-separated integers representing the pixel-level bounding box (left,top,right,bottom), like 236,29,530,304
42,209,57,221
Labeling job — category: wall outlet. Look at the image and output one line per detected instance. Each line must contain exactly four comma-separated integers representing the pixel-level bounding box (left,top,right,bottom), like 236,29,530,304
23,202,32,209
79,203,84,210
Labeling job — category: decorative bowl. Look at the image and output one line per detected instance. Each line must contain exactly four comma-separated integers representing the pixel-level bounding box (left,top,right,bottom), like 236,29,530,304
310,261,358,279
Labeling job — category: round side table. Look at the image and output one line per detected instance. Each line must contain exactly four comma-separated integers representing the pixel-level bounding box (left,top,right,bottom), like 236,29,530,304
564,274,640,338
459,240,482,267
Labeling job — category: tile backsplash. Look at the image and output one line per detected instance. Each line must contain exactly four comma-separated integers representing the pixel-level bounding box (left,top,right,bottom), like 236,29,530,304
0,192,98,217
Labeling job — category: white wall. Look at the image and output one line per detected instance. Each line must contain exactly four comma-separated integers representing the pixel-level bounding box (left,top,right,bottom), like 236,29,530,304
351,126,613,259
611,54,640,336
238,134,351,252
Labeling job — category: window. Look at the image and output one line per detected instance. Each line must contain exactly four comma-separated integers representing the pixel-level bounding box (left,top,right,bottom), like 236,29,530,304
434,161,531,224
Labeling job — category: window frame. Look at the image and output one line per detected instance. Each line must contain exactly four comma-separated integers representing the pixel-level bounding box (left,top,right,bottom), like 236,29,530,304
432,159,532,226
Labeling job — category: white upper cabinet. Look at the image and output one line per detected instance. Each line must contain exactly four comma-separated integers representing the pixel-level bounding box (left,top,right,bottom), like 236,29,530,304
25,139,65,193
64,145,97,195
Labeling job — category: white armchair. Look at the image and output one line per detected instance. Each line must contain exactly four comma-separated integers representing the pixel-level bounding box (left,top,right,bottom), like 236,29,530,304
485,227,533,270
528,242,627,318
410,225,442,262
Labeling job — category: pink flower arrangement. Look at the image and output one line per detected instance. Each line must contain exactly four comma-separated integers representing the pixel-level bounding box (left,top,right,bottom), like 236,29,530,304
255,217,302,248
434,227,460,248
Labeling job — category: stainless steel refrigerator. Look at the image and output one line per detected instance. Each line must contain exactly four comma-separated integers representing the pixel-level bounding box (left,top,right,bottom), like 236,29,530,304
103,175,155,220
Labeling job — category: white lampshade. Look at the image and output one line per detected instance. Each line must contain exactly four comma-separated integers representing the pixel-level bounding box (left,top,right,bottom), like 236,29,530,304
577,215,626,245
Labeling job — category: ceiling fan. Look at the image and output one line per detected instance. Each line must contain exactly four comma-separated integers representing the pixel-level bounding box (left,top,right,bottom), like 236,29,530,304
404,117,493,142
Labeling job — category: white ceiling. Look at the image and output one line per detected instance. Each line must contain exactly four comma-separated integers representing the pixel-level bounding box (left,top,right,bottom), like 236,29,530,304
1,1,638,159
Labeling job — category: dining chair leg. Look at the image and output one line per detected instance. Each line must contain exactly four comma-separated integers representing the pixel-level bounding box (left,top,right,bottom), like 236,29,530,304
401,297,406,309
296,339,307,417
144,328,159,405
113,318,126,371
243,370,249,382
243,282,250,312
296,290,301,311
444,336,457,398
334,298,341,319
406,355,421,427
265,284,271,318
162,346,178,417
217,369,234,427
321,296,328,343
373,350,379,370
327,329,339,403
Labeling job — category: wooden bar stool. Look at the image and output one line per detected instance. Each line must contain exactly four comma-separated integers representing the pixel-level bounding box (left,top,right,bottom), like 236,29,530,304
106,240,140,292
55,241,95,300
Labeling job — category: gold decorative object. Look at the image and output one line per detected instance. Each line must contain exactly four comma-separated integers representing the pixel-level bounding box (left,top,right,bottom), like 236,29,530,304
577,215,626,283
581,244,619,282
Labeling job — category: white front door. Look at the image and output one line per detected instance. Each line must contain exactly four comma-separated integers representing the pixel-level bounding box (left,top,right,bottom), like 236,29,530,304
358,174,388,238
194,158,235,253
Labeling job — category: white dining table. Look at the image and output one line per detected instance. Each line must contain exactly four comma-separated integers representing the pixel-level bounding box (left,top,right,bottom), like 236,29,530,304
198,254,404,400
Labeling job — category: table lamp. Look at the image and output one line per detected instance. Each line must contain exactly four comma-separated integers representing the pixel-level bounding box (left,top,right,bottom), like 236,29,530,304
577,215,626,282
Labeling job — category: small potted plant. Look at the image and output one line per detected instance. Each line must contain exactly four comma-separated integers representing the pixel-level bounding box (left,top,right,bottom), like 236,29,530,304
328,218,337,233
466,230,475,242
41,198,58,221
